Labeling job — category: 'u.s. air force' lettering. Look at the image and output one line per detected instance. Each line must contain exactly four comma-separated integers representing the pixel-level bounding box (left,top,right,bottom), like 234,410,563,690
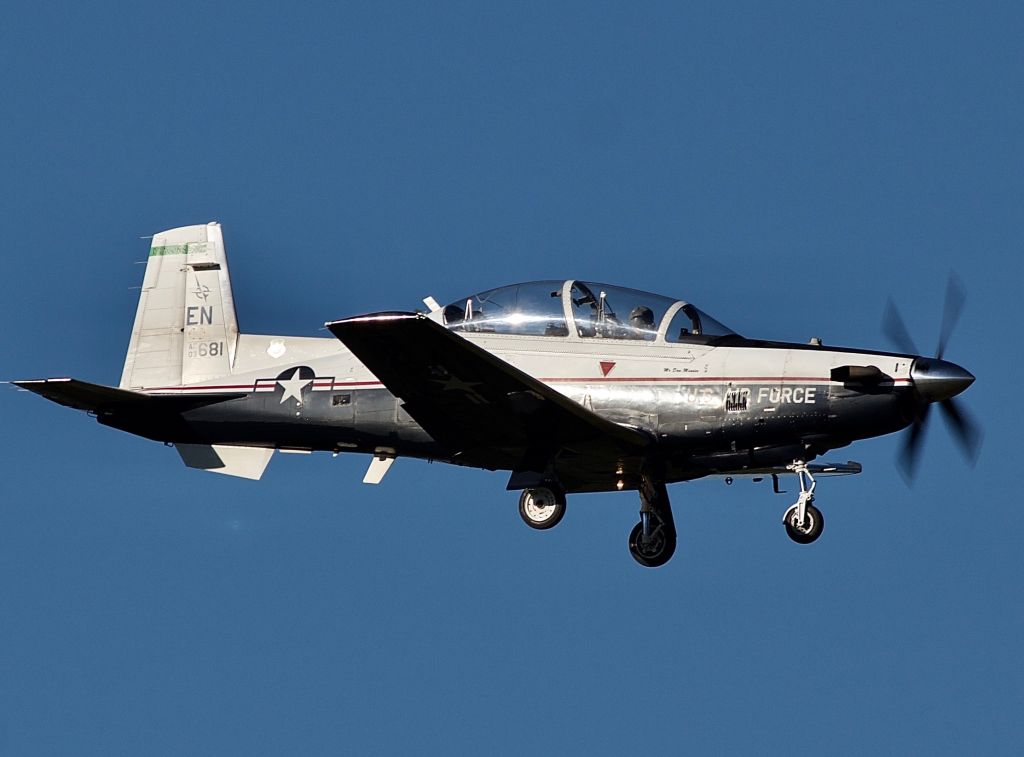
757,386,817,404
722,385,819,413
671,384,821,412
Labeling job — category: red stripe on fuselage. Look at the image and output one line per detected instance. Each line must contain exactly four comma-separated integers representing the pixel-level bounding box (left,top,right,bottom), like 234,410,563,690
142,375,910,395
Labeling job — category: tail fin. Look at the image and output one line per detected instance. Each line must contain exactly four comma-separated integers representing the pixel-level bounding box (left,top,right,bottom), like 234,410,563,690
120,222,240,389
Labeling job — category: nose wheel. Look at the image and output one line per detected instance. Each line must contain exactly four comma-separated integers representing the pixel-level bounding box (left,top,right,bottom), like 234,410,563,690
518,486,566,530
784,502,824,543
782,461,825,544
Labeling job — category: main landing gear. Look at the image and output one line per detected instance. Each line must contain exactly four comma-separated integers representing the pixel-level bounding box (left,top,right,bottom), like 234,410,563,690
628,477,677,568
518,486,566,530
782,461,825,544
517,478,678,567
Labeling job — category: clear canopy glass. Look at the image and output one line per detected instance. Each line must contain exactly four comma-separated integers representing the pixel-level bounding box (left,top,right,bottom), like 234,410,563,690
444,280,568,337
568,281,676,341
443,280,739,342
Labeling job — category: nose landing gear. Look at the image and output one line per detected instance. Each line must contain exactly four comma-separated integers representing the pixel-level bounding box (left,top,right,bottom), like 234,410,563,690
782,461,825,544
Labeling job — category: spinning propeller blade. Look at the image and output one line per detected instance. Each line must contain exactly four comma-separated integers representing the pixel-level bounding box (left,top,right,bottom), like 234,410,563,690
939,398,982,464
897,404,930,482
884,273,980,483
936,274,965,361
883,299,919,356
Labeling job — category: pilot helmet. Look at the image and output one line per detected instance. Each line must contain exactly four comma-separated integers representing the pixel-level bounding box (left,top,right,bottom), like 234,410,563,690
629,306,655,329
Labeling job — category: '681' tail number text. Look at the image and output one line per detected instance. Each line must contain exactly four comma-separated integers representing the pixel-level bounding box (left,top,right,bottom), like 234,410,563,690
188,341,225,359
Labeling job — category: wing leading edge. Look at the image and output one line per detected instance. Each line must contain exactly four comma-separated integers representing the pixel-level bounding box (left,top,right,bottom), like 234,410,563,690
326,313,652,491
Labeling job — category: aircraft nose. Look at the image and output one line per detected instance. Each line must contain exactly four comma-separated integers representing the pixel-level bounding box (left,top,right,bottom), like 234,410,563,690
910,358,975,402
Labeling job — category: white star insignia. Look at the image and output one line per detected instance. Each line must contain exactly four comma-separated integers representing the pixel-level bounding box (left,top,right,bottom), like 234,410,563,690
277,368,312,405
432,374,487,404
434,375,483,393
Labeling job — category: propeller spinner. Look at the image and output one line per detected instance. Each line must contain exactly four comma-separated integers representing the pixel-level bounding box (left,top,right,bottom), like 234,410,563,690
883,274,981,481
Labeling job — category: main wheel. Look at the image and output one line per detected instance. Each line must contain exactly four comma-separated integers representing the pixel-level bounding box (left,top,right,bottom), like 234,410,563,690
518,487,566,530
628,521,677,567
784,503,824,544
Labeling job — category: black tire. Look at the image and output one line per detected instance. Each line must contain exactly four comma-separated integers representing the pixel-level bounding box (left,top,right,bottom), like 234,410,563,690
518,487,566,530
628,521,677,567
784,503,825,544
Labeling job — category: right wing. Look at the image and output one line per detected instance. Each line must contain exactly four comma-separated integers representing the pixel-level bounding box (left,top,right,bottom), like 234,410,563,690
326,312,652,490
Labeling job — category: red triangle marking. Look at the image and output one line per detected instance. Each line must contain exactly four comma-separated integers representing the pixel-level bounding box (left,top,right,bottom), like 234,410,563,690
600,361,616,377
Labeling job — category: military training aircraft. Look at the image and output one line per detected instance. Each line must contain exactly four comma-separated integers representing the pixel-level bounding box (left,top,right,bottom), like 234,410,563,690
16,223,980,567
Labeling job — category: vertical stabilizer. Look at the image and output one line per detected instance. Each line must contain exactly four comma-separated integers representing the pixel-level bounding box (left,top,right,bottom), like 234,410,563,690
120,223,240,389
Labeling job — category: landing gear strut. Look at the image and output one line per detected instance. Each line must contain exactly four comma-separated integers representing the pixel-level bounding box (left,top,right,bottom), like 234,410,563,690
783,461,825,544
518,486,566,530
628,476,676,567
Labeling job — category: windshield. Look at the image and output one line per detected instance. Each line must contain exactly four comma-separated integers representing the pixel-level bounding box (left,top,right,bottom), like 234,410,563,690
665,304,737,342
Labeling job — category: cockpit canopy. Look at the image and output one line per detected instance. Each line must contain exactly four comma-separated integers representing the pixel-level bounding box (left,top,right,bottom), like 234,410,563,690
443,280,738,343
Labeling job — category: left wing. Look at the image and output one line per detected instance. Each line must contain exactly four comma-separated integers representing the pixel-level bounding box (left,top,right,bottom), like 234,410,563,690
13,378,152,412
326,313,652,490
13,377,246,413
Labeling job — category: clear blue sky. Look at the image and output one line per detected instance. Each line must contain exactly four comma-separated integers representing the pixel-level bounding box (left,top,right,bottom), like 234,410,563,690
2,2,1021,754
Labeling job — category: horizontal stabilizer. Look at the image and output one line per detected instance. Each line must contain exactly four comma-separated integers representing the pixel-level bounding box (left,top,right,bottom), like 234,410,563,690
176,443,274,480
13,378,150,412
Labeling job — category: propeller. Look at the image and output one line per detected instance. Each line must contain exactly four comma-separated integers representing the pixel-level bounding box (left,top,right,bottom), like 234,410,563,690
882,274,982,482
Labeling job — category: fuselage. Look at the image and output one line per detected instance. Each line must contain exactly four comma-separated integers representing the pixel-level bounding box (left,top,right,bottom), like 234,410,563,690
18,226,978,567
107,330,917,489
